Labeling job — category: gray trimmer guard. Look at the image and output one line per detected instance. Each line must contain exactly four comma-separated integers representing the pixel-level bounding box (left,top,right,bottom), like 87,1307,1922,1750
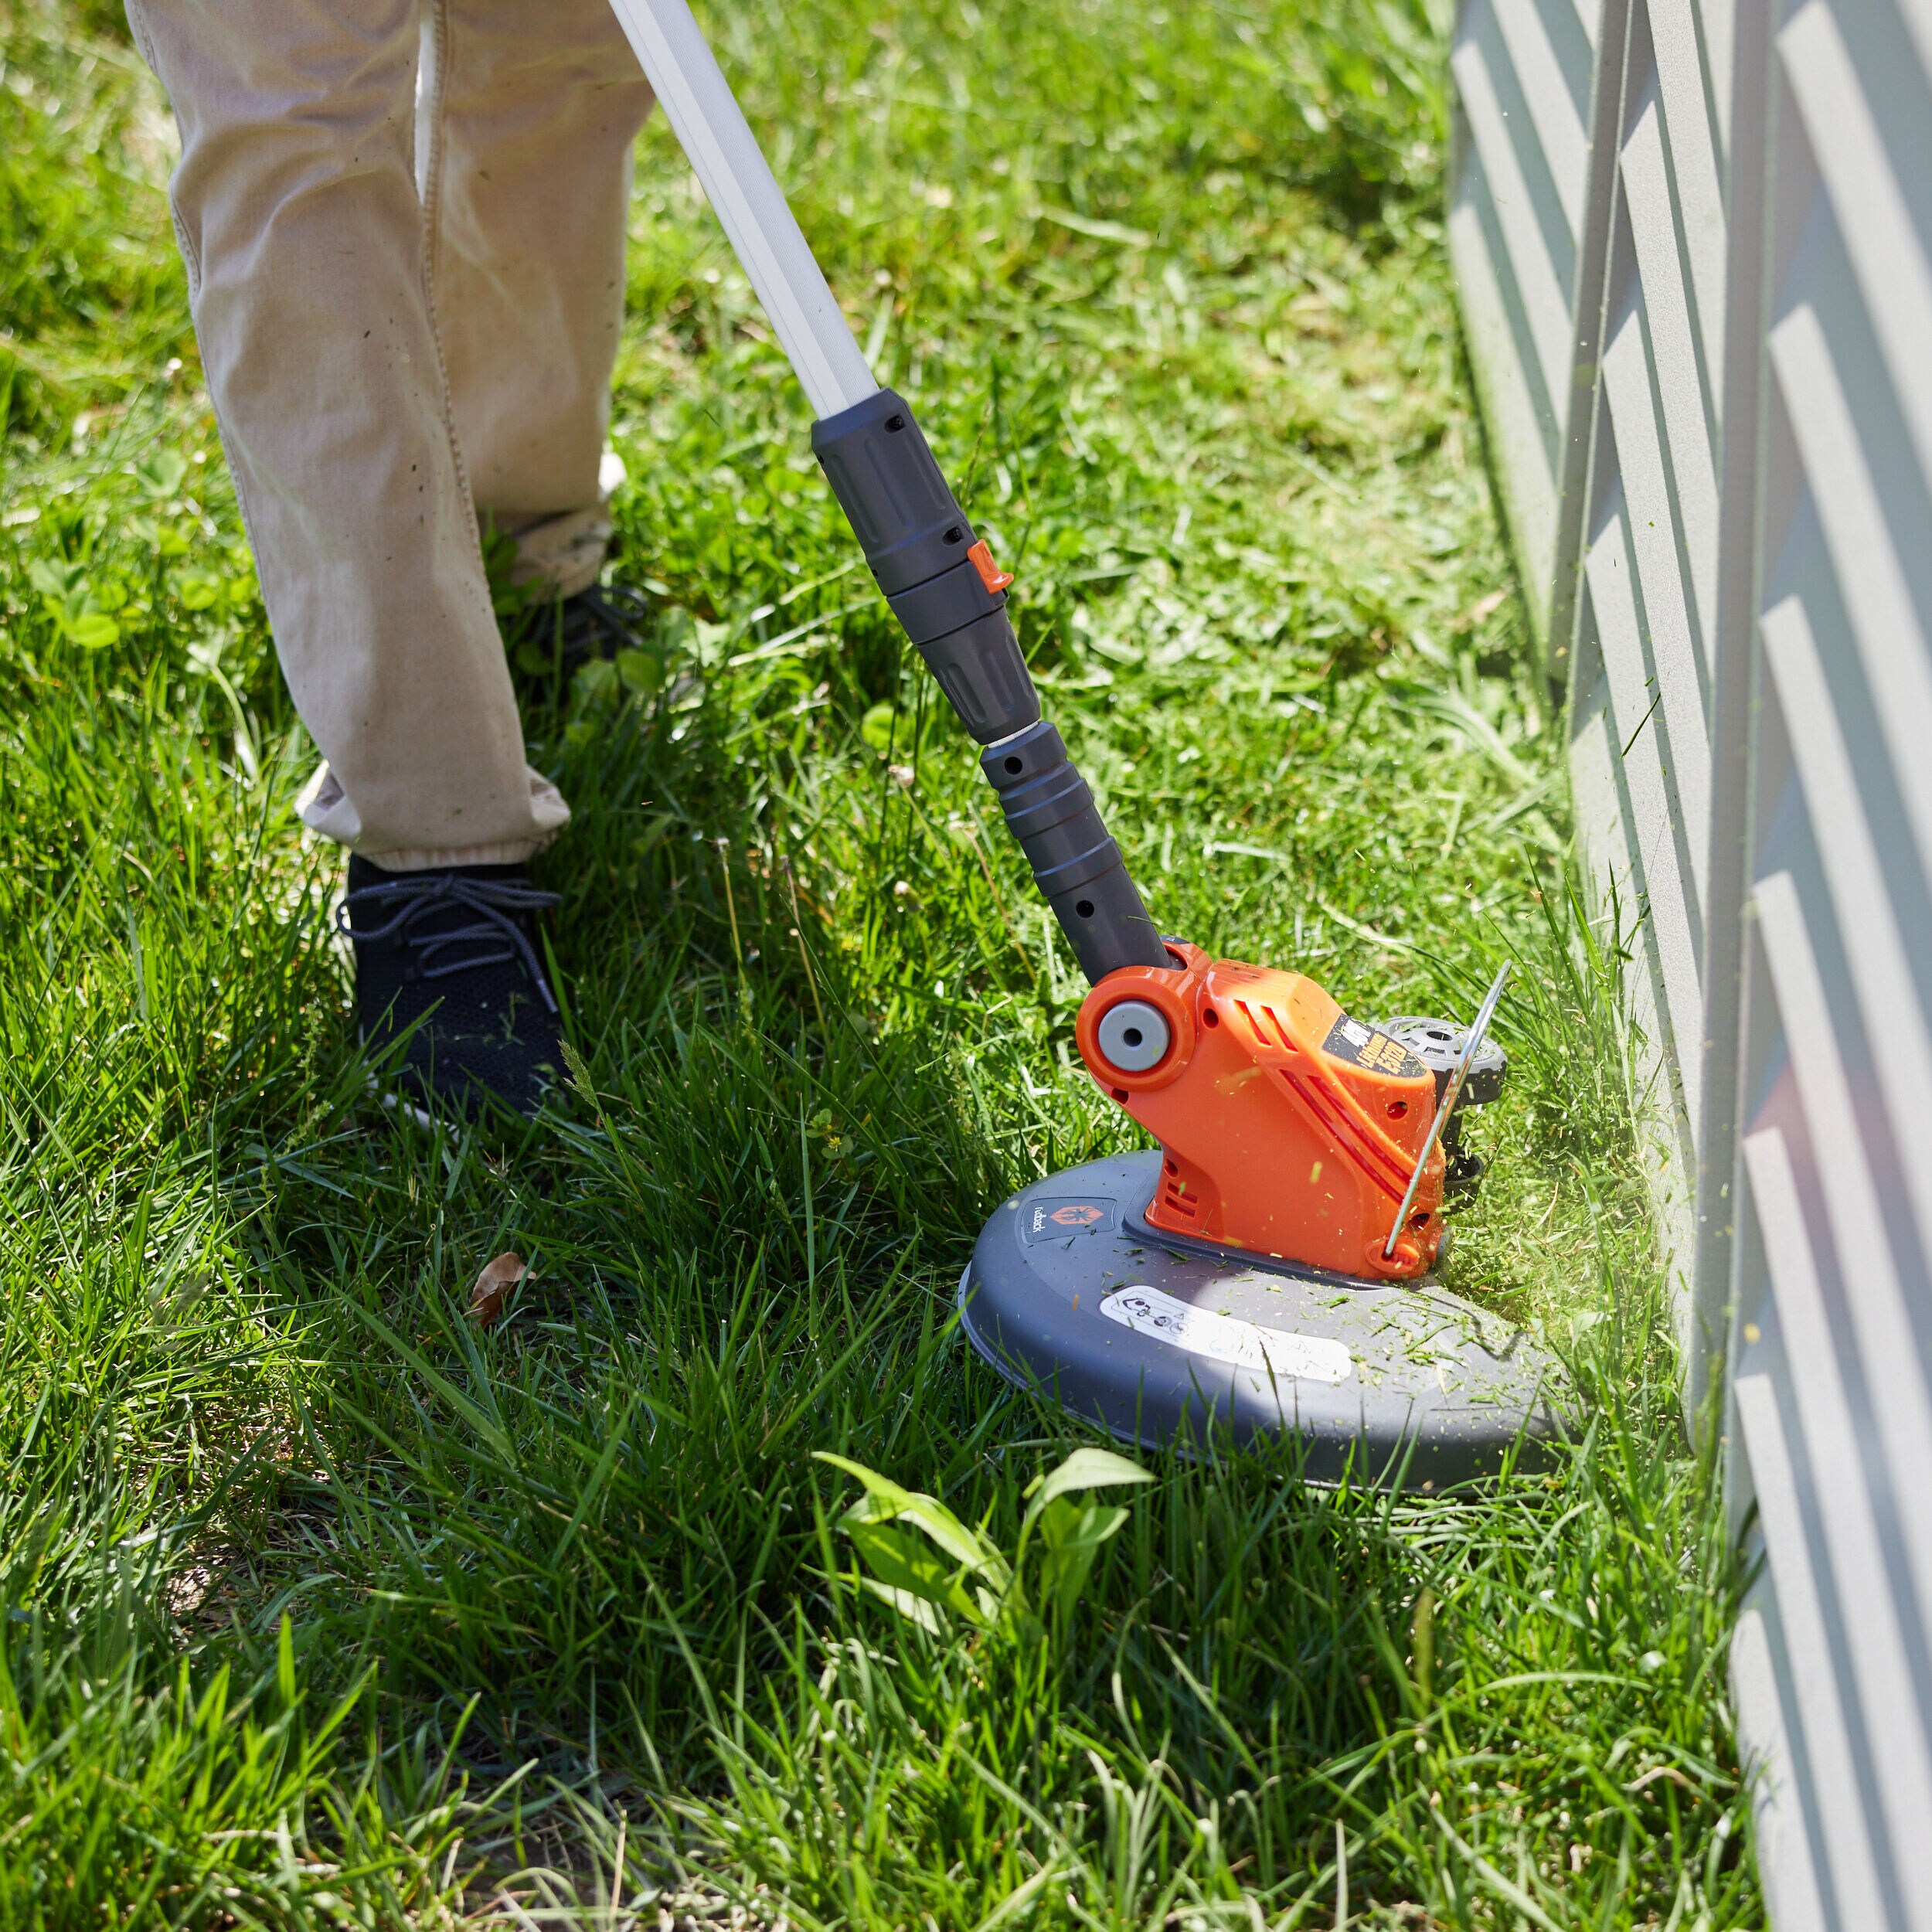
958,1151,1573,1487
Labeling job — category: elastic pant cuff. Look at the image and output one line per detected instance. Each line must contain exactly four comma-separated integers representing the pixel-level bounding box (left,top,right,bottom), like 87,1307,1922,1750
352,836,561,872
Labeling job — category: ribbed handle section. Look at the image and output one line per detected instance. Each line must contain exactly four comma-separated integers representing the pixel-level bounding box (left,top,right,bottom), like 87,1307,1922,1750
813,393,1166,983
982,723,1169,980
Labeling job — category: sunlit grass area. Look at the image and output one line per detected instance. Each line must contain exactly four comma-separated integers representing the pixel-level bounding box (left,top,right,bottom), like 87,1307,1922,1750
0,0,1760,1922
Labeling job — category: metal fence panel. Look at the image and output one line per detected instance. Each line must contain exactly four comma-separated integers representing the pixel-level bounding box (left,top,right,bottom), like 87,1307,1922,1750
1724,0,1932,1917
1450,0,1932,1919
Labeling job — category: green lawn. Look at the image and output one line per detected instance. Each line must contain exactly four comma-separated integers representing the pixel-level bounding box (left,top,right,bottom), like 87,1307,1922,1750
0,0,1762,1923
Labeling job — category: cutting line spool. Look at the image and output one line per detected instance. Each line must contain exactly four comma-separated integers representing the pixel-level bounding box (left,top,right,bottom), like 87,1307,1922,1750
1383,961,1512,1258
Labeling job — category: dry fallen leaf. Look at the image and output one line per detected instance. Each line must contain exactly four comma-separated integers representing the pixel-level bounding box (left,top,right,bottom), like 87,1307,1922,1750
470,1251,526,1325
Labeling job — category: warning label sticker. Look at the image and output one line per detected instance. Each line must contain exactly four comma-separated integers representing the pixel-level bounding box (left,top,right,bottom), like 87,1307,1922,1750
1099,1284,1354,1385
1322,1013,1429,1080
1022,1197,1118,1244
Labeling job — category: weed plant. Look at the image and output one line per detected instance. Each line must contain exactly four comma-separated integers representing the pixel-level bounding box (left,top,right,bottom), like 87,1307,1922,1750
0,0,1759,1923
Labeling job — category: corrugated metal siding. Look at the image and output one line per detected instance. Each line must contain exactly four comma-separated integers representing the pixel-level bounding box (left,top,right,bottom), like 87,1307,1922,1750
1451,0,1932,1921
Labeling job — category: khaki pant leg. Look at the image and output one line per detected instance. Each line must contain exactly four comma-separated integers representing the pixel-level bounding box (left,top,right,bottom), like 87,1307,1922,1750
124,0,568,869
425,0,655,595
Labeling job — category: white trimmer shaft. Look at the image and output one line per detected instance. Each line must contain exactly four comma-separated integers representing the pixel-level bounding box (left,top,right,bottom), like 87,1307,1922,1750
604,0,878,417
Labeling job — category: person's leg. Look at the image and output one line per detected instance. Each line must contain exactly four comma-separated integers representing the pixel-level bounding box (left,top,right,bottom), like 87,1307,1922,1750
124,0,566,869
426,0,655,597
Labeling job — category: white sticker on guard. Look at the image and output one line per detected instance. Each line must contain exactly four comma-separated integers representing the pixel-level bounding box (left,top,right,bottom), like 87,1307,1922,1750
1100,1285,1354,1386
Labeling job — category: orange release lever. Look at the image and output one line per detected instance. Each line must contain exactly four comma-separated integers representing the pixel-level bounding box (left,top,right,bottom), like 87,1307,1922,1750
1075,944,1446,1281
967,539,1014,594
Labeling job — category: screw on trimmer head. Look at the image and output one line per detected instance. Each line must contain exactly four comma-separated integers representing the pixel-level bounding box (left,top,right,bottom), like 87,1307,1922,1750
1379,993,1511,1205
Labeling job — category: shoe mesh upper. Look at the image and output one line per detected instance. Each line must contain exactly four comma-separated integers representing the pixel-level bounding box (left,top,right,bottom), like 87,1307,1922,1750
342,855,564,1121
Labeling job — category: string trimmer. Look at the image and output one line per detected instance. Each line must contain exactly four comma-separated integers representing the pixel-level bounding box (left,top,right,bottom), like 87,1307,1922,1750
604,0,1566,1483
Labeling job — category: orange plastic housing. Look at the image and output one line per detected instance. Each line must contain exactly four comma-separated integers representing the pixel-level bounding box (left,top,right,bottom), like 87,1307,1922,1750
1074,944,1446,1280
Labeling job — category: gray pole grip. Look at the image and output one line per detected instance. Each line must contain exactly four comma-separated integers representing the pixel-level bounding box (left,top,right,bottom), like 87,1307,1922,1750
981,723,1170,979
812,390,1039,742
811,391,1169,981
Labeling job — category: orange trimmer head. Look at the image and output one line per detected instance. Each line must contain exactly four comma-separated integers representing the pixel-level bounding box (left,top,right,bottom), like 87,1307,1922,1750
957,947,1566,1482
1075,944,1451,1281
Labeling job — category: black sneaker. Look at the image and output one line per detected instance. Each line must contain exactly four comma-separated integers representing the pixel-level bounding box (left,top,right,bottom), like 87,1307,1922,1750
507,581,653,681
337,856,566,1123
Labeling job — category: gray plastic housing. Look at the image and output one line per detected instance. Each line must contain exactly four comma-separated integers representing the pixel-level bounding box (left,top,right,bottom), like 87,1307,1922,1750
811,391,1167,984
811,389,1039,743
981,722,1168,979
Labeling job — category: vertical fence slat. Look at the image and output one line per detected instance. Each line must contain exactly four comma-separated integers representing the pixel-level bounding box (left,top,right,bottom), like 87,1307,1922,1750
1494,0,1594,231
1582,511,1708,1128
1730,1600,1830,1932
1649,0,1730,374
1617,103,1723,653
1451,0,1614,649
1748,866,1932,1717
1778,2,1932,493
1758,597,1932,1262
1597,311,1713,903
1543,0,1727,1318
1743,1128,1932,1923
1732,1372,1892,1930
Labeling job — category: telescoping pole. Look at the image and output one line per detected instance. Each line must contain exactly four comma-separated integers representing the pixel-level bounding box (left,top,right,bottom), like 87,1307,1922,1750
602,0,1171,982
